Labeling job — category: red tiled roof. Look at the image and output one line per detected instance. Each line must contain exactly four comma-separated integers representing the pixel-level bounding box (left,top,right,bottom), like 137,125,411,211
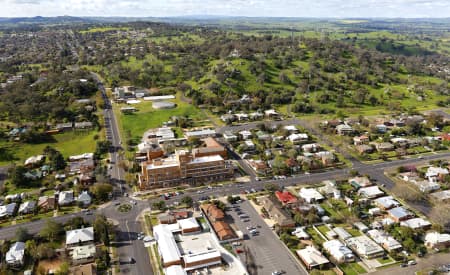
275,191,298,204
441,133,450,141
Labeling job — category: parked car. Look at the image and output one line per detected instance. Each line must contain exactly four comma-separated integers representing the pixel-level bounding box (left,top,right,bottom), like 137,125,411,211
408,260,417,266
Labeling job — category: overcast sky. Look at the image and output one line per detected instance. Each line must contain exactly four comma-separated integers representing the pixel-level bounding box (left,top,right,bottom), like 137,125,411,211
1,0,450,18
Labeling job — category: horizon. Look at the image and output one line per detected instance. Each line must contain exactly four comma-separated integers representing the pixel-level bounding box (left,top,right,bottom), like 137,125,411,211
2,0,450,18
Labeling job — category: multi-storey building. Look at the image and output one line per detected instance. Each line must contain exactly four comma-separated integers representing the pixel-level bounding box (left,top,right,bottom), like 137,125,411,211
139,150,232,189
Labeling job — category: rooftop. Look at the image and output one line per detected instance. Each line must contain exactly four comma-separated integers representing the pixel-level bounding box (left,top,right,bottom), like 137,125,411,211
296,246,329,267
66,227,94,245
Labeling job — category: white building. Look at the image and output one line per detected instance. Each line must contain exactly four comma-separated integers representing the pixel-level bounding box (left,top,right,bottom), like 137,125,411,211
299,188,325,203
323,240,355,263
66,227,94,247
426,166,449,181
164,265,187,275
400,218,431,230
223,131,237,142
366,229,402,252
374,196,400,210
357,186,384,199
239,130,252,140
288,133,308,144
58,190,74,206
424,232,450,249
18,201,36,214
0,203,17,218
6,242,25,267
77,191,92,206
296,246,329,269
185,129,216,139
345,235,385,259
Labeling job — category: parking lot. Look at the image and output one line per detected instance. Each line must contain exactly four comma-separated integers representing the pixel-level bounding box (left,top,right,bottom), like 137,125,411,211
227,200,307,275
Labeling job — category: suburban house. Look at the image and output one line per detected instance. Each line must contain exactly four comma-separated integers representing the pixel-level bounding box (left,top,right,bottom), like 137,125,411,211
6,242,25,267
71,244,97,264
77,191,92,207
318,180,341,199
201,204,237,241
299,188,325,203
348,176,372,189
296,246,329,270
426,166,449,182
264,109,281,119
66,227,94,248
323,240,355,263
239,130,252,140
430,190,450,203
356,145,374,154
424,232,450,249
288,133,309,144
259,196,295,228
375,142,395,152
400,218,432,230
302,143,321,153
18,201,36,215
374,196,400,210
275,191,298,206
336,124,353,135
334,227,353,241
366,229,402,252
357,186,384,199
0,203,17,218
184,129,216,139
345,236,385,259
387,207,414,222
58,190,74,206
353,135,369,145
223,131,237,142
38,195,56,211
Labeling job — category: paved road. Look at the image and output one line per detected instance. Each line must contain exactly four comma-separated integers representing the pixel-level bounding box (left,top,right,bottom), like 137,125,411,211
370,252,450,275
228,201,307,275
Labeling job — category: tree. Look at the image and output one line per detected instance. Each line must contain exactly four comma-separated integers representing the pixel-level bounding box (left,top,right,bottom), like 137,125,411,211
181,196,194,207
94,215,111,246
55,262,70,275
39,220,64,242
8,165,29,187
50,151,66,170
94,140,112,159
152,201,166,211
36,243,56,260
90,183,113,202
15,227,31,242
264,183,279,192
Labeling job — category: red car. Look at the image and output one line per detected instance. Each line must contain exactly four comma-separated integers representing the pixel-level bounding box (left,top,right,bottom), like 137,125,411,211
236,249,244,254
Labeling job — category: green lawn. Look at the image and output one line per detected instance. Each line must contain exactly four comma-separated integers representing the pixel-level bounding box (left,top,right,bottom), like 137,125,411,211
117,93,204,140
339,262,367,275
0,130,99,165
376,256,395,265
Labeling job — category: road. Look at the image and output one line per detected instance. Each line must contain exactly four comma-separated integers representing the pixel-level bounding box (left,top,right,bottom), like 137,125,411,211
228,201,307,275
370,252,450,275
92,74,153,275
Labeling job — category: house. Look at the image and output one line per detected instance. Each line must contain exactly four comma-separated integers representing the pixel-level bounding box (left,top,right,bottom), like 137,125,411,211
239,130,252,140
244,140,255,150
315,151,336,166
400,218,431,230
38,195,56,211
374,196,400,210
220,114,235,123
368,208,381,216
256,130,271,141
223,131,237,142
353,136,369,146
275,191,298,206
56,122,73,131
70,263,97,275
430,190,450,203
292,227,310,239
348,176,372,189
18,201,36,215
213,221,237,241
318,180,341,199
288,133,308,144
323,240,355,263
367,229,402,252
357,186,384,199
250,112,264,120
375,124,387,133
424,232,450,249
66,227,94,247
283,125,299,133
387,207,414,222
336,124,353,135
264,109,280,119
58,190,74,206
345,235,385,259
425,166,449,182
177,217,201,234
184,129,216,139
333,227,352,241
353,222,369,233
6,242,25,267
299,188,324,203
201,204,225,223
248,160,269,175
24,155,45,166
74,121,93,129
0,203,17,218
391,137,409,147
71,244,97,264
296,246,329,270
302,143,321,153
356,145,374,154
235,113,249,121
158,213,177,224
413,180,440,193
376,142,394,152
77,191,92,207
259,196,295,228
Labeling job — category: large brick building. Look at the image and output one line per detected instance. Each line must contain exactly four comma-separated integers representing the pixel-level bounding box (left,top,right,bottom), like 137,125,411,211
139,150,233,189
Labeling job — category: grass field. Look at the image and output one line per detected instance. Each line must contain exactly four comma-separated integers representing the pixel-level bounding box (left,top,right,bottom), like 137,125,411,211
116,93,204,141
339,262,367,275
80,26,130,34
0,130,98,165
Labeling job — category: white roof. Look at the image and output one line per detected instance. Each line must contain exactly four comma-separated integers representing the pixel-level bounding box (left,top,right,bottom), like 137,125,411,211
288,133,308,141
283,125,298,132
58,190,74,204
69,153,94,161
24,155,44,165
189,155,223,164
323,240,354,260
183,249,221,264
146,157,179,170
374,196,400,209
367,229,402,251
346,236,384,257
77,191,92,203
5,242,25,264
185,129,216,138
18,201,36,213
0,203,17,217
177,217,199,230
425,232,450,245
358,186,384,198
400,218,431,229
144,95,175,101
245,140,255,147
299,188,324,201
164,265,187,275
72,244,96,260
66,227,94,245
296,246,329,266
333,227,352,241
153,224,181,264
426,166,449,178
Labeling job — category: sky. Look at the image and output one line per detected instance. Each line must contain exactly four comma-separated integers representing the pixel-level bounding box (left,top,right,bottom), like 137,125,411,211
1,0,450,18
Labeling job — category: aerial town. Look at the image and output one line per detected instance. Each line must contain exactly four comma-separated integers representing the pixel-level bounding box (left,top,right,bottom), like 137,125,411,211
1,5,450,275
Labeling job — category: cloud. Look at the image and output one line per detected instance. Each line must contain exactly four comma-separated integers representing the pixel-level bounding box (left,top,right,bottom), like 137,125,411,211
1,0,450,17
